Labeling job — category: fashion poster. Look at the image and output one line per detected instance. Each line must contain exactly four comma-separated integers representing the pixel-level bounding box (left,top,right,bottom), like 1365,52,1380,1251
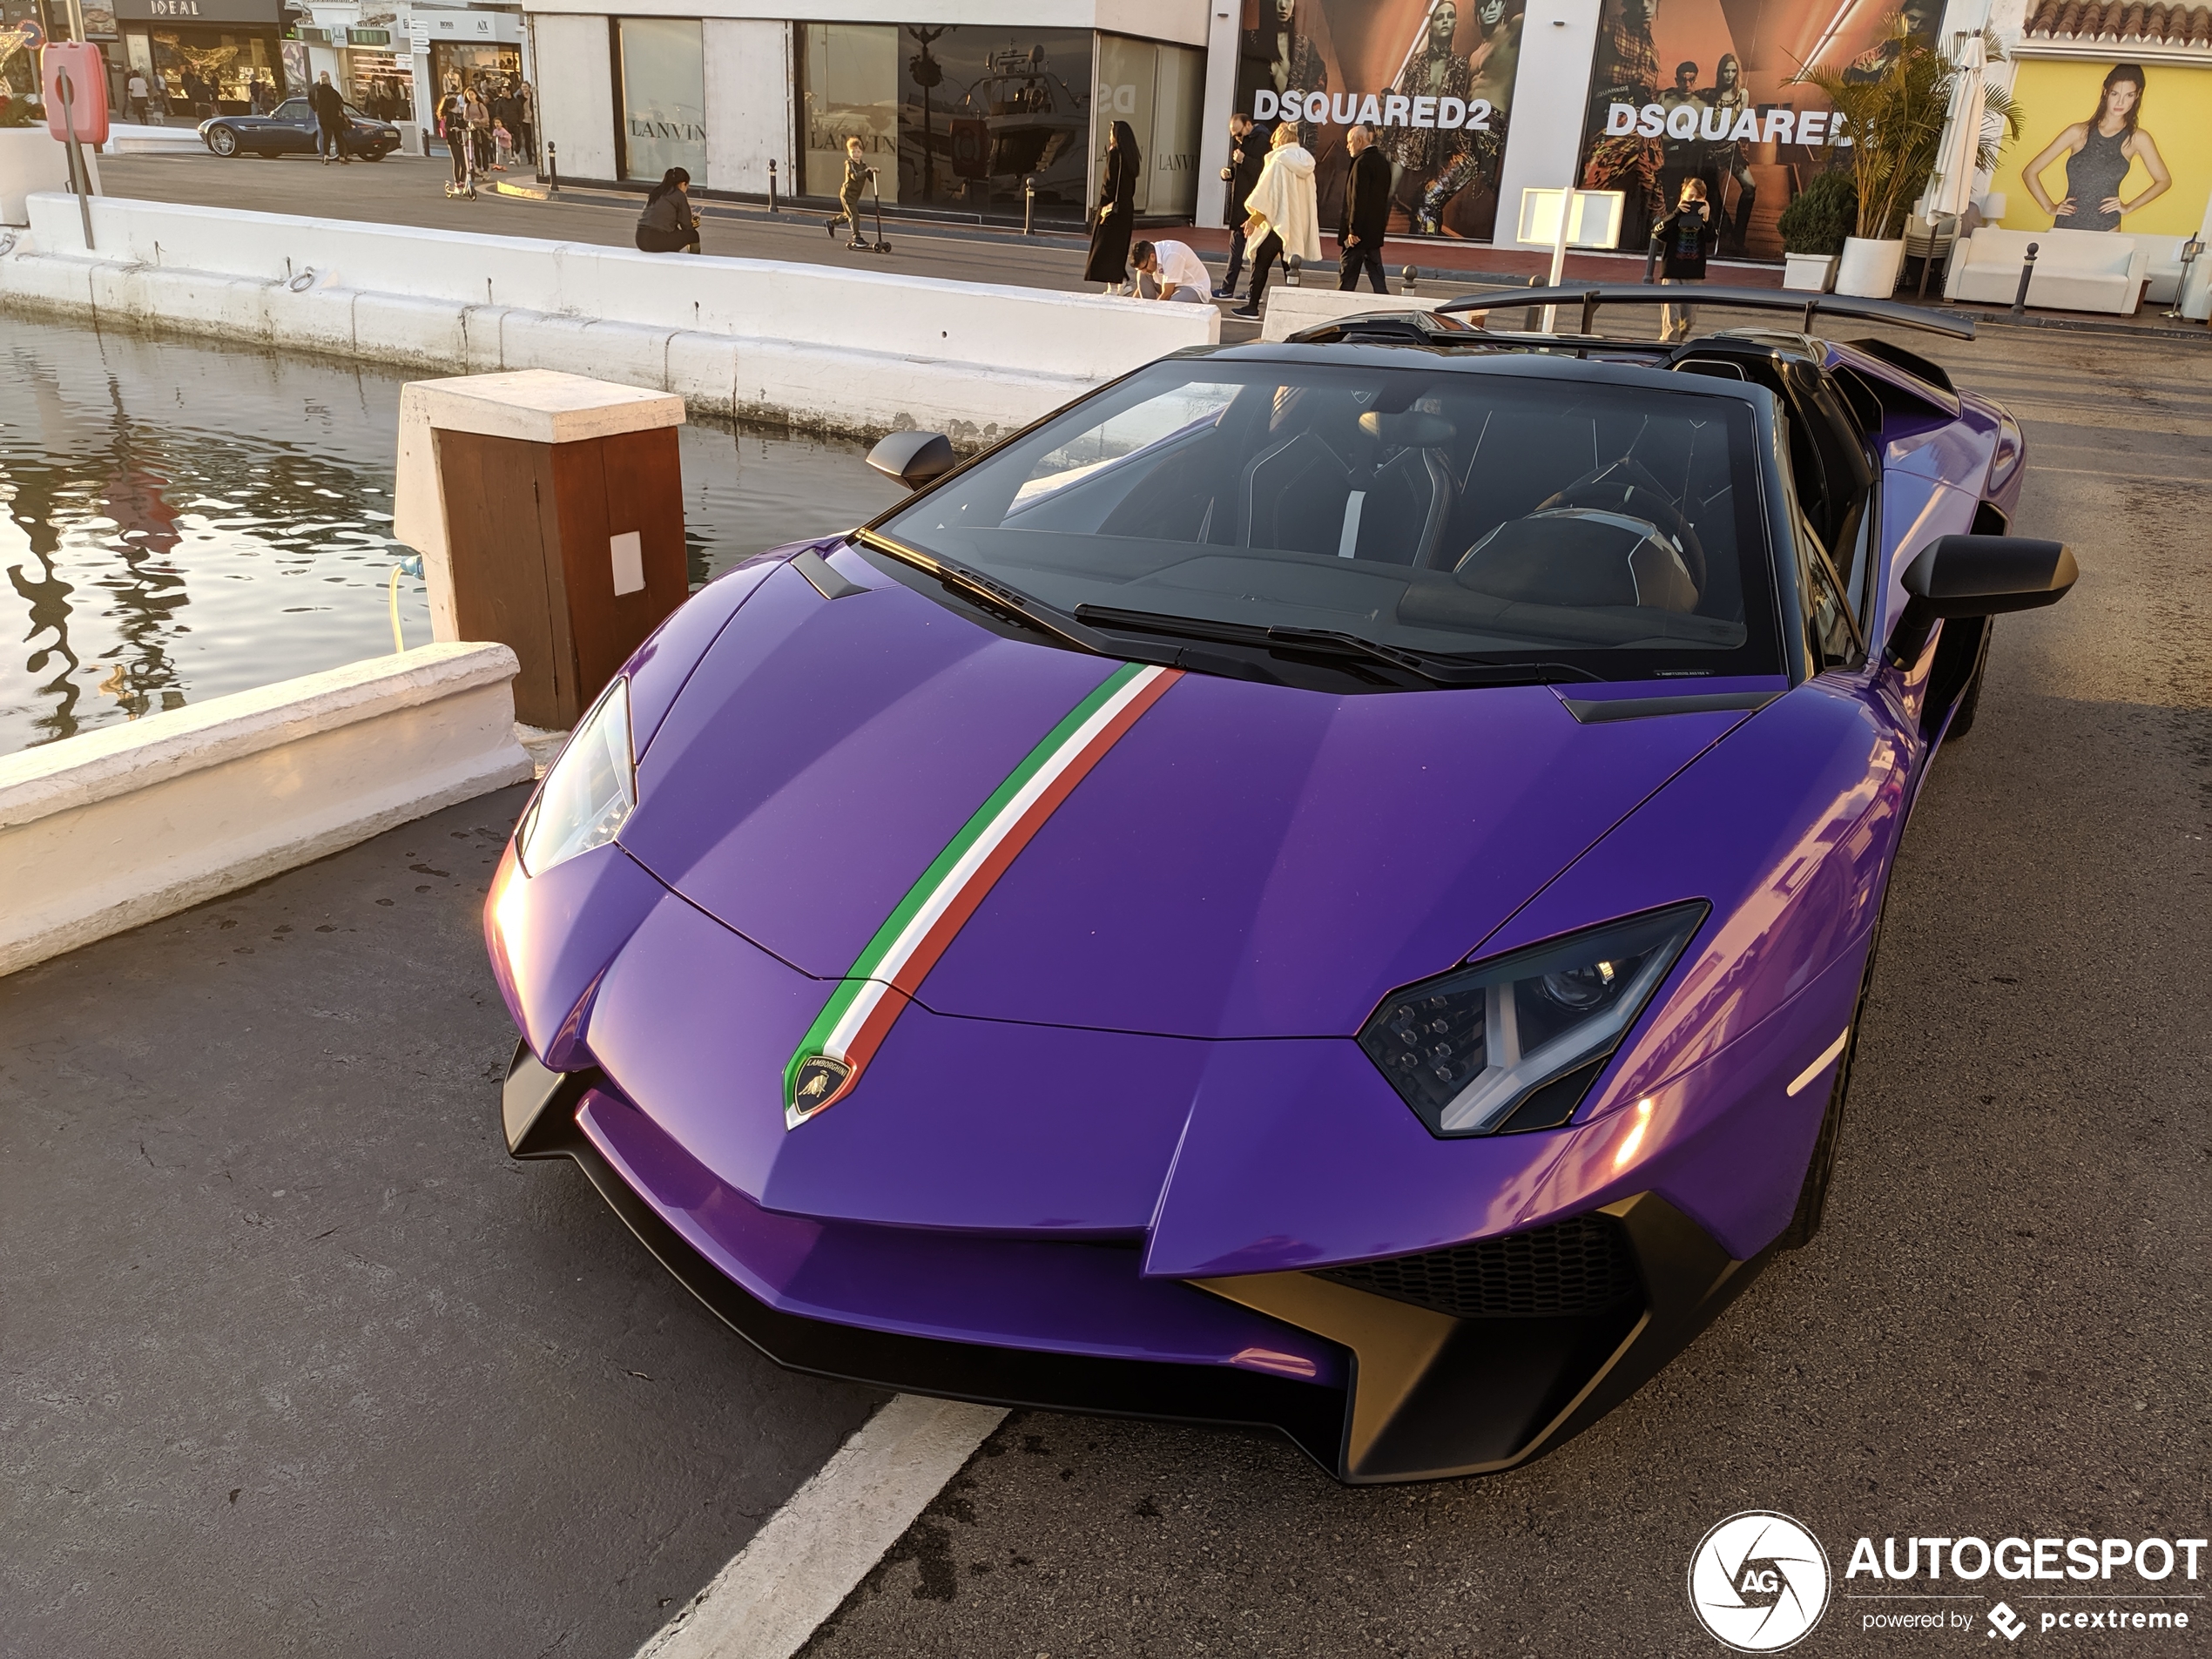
1235,0,1528,239
1575,0,1940,256
1996,57,2212,240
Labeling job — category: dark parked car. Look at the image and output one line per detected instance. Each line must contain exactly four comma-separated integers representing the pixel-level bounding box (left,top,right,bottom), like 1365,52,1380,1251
200,98,400,159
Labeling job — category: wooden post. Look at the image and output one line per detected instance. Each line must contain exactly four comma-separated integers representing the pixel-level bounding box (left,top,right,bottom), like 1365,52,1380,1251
392,371,688,730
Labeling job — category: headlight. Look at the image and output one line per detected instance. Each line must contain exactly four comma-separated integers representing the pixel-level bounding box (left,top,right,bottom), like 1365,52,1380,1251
516,677,635,876
1359,902,1706,1137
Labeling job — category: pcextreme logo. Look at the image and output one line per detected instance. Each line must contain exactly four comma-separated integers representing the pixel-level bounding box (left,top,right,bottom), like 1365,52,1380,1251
1689,1511,1832,1652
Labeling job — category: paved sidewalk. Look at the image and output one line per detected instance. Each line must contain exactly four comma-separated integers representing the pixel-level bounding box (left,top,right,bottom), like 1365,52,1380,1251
85,151,2212,343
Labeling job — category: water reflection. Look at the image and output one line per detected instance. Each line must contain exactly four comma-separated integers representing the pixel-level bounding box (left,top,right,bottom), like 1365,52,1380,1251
1,320,902,754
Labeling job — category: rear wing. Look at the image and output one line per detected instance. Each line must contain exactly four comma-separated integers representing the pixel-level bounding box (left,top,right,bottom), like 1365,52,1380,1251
1435,284,1977,341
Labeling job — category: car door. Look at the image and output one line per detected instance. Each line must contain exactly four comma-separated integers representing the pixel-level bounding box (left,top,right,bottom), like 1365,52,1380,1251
268,98,315,154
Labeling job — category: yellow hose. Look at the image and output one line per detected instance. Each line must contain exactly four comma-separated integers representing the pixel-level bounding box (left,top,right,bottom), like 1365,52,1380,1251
388,563,406,653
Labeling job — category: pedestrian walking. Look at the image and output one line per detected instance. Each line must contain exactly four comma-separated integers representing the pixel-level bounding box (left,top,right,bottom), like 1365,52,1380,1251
1130,239,1211,302
1231,122,1318,319
489,83,517,161
1338,123,1390,294
250,75,272,115
310,71,349,165
492,118,514,171
635,168,702,254
125,71,148,125
1651,177,1716,342
1215,112,1264,298
438,84,475,198
1083,120,1140,293
826,135,873,249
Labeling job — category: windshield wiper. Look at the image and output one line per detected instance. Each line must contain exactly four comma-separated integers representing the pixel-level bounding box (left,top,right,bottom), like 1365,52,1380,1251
1072,606,1600,688
851,529,1111,658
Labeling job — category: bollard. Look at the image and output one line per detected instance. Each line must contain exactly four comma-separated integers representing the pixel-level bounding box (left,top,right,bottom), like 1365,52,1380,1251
1023,176,1035,237
2011,241,2038,315
393,372,687,729
1286,253,1303,287
1522,273,1543,334
767,158,779,214
1400,264,1419,296
547,140,559,194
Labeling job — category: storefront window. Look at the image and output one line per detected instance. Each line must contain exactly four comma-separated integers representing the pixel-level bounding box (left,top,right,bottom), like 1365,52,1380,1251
899,27,1089,219
148,30,275,116
1096,36,1204,220
429,41,518,104
347,47,410,121
799,23,898,204
616,17,705,183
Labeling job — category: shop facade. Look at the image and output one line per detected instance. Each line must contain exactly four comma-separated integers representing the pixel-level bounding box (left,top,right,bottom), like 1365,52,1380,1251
282,3,528,149
523,0,1210,225
113,0,289,117
521,0,2195,254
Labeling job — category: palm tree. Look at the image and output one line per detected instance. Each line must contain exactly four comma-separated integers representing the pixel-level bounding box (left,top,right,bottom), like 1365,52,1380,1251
1797,24,2021,242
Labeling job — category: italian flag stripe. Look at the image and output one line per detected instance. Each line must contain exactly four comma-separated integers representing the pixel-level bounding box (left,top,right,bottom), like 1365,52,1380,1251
784,661,1182,1125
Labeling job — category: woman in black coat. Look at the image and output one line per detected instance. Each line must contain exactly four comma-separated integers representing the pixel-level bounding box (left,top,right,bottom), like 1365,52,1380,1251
1651,178,1716,341
1084,121,1141,289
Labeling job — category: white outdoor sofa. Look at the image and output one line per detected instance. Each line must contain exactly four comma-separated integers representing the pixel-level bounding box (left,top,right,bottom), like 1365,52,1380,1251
1945,227,2148,314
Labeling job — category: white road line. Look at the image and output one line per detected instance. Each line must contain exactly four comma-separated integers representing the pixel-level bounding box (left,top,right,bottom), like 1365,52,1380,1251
634,1395,1008,1659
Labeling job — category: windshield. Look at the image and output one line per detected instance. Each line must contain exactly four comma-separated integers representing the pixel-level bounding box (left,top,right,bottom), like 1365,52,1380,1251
874,359,1780,685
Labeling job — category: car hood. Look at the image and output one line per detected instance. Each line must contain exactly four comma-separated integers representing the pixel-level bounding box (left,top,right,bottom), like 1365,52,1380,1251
617,550,1757,1040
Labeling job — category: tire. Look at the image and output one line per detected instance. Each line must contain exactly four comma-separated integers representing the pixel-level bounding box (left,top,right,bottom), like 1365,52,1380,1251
207,127,237,158
1777,925,1883,1251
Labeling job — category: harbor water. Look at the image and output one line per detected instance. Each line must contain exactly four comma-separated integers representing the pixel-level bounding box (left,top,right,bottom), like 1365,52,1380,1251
0,317,903,754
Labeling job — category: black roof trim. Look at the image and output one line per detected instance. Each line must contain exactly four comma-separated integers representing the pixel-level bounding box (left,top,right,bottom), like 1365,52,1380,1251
1435,283,1977,341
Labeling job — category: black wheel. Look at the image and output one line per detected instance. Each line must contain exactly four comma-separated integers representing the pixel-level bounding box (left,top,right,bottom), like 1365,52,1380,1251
207,126,237,158
1777,926,1883,1251
1944,621,1992,741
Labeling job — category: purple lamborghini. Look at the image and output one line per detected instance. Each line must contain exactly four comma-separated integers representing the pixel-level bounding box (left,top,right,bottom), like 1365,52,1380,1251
487,288,2074,1483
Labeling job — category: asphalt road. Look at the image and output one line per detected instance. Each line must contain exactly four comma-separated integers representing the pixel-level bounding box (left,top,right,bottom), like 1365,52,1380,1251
797,328,2212,1655
3,324,2205,1658
0,791,885,1657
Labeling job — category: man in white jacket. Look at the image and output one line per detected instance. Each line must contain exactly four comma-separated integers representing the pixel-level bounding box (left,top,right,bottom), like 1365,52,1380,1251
1231,123,1322,320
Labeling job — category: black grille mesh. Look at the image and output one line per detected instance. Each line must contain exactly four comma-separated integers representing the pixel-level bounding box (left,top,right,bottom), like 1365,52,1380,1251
1316,1214,1641,1318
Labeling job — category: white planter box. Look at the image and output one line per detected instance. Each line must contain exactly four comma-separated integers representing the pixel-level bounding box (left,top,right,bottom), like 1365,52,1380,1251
1782,253,1838,293
1835,237,1906,298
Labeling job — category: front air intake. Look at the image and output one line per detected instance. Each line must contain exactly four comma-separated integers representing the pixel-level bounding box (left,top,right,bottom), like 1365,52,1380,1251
1316,1212,1641,1318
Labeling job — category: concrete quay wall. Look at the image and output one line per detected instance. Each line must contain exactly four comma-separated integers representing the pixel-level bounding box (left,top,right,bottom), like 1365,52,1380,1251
0,644,533,980
0,193,1218,442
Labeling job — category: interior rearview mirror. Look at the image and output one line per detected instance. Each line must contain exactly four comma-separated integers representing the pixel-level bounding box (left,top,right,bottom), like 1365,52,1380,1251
1885,534,2077,667
866,430,956,491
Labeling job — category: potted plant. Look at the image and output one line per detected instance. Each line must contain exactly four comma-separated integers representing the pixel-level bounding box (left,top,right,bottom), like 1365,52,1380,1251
1799,25,2020,298
1777,169,1857,292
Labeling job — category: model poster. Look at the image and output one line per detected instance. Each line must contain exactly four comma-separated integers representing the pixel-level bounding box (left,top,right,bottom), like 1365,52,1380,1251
1235,0,1527,239
1575,0,1939,257
1996,57,2211,241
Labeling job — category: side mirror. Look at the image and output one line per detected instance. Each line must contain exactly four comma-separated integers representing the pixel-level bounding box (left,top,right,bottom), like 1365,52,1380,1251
1885,534,2076,667
866,430,956,491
